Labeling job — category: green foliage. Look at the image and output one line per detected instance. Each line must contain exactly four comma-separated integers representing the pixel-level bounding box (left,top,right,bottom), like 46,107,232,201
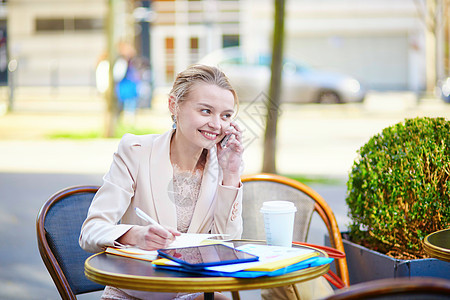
346,117,450,258
49,123,161,139
283,174,343,185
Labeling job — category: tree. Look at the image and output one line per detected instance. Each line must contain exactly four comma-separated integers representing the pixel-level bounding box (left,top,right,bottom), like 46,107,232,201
262,0,286,173
414,0,448,92
105,0,119,138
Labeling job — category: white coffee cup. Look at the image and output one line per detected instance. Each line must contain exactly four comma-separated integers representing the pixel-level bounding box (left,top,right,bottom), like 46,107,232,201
260,201,297,247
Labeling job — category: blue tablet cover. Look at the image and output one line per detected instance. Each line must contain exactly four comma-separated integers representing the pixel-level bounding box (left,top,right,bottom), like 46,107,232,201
157,244,259,269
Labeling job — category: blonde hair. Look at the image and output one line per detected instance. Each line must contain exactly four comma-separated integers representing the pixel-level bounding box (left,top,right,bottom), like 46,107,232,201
169,64,239,110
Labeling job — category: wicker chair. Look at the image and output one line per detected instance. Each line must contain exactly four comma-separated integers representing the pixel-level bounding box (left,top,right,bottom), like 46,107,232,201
323,277,450,300
36,185,104,300
240,173,349,288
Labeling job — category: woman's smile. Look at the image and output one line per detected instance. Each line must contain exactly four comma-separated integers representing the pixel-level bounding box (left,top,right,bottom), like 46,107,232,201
199,130,219,141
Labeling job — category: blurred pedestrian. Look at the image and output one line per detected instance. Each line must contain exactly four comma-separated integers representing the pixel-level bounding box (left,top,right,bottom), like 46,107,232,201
133,55,153,109
113,42,141,123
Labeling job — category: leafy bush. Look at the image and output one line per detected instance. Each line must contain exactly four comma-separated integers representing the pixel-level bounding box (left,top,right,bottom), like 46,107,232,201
346,117,450,259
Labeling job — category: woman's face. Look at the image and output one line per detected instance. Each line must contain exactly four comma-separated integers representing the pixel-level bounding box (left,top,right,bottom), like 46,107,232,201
171,82,235,150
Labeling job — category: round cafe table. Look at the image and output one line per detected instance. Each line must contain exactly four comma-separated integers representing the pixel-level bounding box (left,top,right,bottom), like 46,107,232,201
423,228,450,263
84,240,330,300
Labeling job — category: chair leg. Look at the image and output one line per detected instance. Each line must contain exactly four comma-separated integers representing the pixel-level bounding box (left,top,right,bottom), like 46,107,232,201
204,292,214,300
231,291,240,300
292,284,301,300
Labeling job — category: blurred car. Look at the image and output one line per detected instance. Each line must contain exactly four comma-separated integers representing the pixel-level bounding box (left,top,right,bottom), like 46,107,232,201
437,77,450,103
198,47,366,103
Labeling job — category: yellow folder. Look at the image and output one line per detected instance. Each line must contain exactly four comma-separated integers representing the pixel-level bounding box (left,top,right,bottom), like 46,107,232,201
105,247,158,262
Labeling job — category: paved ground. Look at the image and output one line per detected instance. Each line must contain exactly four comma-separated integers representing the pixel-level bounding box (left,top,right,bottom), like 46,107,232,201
2,87,446,177
0,86,449,299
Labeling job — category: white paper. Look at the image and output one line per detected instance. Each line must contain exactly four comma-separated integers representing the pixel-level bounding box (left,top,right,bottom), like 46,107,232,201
110,233,227,256
164,233,228,248
237,244,314,258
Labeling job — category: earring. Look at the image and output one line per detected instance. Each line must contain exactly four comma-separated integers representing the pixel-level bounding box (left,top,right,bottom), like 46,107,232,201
172,115,177,129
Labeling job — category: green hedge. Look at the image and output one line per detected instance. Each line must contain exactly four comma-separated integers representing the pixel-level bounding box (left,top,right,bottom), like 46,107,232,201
346,117,450,258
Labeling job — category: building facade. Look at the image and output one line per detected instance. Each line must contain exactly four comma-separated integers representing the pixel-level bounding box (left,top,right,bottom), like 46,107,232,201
8,0,107,87
150,0,241,87
239,0,429,91
7,0,440,92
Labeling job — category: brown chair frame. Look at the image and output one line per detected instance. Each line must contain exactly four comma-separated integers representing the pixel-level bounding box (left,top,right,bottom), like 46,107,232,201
324,277,450,300
36,185,102,300
241,173,350,287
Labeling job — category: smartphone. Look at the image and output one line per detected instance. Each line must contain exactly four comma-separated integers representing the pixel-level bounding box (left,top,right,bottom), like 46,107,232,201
220,134,232,148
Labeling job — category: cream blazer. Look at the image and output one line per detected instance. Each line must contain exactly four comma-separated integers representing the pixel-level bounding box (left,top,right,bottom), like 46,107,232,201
79,129,243,253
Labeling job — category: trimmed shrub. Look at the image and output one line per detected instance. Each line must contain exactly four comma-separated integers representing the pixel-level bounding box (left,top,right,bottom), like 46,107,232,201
346,117,450,259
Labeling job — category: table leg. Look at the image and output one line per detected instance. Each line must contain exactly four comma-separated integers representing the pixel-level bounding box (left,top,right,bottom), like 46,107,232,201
204,292,214,300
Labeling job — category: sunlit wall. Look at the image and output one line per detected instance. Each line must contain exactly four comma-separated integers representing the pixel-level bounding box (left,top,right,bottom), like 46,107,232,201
6,0,441,92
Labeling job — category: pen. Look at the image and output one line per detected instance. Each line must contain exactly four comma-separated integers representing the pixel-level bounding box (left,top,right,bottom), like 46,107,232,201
135,207,166,231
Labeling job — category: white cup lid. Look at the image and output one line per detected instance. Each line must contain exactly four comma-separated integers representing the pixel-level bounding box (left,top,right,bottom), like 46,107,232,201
260,201,297,213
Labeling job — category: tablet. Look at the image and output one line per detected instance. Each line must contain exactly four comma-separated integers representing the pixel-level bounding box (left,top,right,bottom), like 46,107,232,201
157,244,259,268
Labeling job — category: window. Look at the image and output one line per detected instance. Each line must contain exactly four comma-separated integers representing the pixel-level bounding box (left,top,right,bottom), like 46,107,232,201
165,37,175,81
36,18,64,32
74,18,103,31
222,34,239,48
190,37,199,64
35,17,103,33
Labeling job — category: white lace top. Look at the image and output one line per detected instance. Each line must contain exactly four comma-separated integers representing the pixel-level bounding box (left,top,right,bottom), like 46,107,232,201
172,164,203,233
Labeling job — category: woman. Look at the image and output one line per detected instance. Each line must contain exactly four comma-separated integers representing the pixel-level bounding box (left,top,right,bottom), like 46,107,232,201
79,64,244,300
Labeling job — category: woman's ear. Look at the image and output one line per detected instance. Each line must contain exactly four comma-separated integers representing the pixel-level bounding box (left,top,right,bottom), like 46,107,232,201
168,95,177,115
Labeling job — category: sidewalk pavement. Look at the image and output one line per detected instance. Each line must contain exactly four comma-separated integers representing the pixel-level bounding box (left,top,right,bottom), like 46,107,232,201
0,86,169,174
0,86,448,179
0,85,319,177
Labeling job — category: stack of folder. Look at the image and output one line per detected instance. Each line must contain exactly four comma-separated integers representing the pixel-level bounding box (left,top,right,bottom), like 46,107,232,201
104,234,333,278
152,244,333,278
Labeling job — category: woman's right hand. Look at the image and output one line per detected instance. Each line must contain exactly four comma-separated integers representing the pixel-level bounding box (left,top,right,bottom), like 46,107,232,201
117,225,181,250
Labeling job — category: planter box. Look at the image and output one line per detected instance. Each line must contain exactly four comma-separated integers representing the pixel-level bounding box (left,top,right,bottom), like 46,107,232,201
325,234,450,285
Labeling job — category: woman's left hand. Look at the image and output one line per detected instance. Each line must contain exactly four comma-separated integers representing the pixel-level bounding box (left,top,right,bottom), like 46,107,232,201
217,122,244,187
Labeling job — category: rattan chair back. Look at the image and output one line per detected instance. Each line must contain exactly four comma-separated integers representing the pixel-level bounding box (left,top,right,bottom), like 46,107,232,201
36,185,104,300
241,173,350,287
